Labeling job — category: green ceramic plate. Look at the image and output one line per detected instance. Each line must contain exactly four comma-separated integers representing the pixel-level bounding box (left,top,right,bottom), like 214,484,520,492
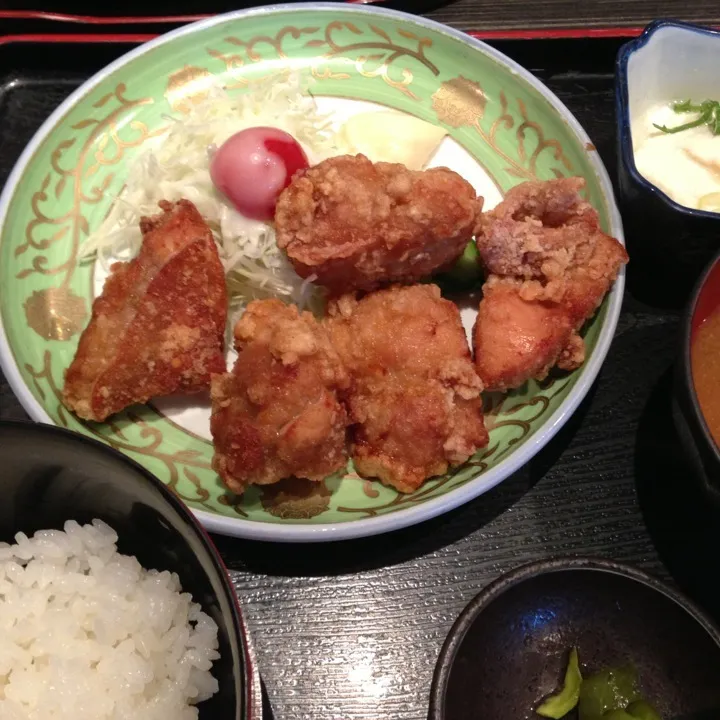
0,3,625,542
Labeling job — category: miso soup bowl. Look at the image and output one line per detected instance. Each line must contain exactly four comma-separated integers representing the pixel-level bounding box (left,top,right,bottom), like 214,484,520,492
672,249,720,499
616,20,720,299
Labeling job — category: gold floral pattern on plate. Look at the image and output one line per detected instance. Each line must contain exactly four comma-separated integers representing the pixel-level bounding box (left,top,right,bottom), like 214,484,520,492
206,21,437,99
432,76,486,127
165,66,215,113
306,21,438,98
433,77,574,180
23,286,87,341
17,83,160,340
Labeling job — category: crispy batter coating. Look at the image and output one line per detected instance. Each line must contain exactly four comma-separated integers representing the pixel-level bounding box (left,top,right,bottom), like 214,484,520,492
473,178,628,391
275,154,482,293
473,277,579,391
211,299,349,495
326,284,488,493
63,200,227,421
475,177,597,283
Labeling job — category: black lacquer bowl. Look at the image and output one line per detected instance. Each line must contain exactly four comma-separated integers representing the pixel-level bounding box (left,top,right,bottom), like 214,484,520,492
673,250,720,500
429,558,720,720
0,420,256,720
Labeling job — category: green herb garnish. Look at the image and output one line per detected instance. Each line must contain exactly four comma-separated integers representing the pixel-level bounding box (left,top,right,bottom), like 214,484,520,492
653,99,720,135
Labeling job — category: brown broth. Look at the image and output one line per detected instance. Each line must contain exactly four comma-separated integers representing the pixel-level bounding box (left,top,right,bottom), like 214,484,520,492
692,307,720,448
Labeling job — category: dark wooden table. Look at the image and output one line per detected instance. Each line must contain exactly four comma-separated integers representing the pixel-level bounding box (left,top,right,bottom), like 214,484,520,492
2,12,720,720
427,0,720,31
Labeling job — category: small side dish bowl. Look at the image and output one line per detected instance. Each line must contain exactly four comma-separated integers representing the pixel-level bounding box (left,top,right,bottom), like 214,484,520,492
429,558,720,720
673,249,720,498
616,20,720,293
0,420,257,720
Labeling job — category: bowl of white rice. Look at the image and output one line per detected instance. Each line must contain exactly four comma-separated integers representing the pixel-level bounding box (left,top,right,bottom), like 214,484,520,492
0,420,256,720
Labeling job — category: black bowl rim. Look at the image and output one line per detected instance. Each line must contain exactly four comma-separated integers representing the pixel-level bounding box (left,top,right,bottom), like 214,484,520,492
427,556,720,720
0,419,258,720
615,18,720,221
680,250,720,464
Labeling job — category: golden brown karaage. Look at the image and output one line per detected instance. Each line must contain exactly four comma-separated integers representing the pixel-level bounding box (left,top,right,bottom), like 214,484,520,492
275,154,482,293
326,284,488,493
472,277,578,392
211,299,350,495
63,199,227,421
473,178,628,391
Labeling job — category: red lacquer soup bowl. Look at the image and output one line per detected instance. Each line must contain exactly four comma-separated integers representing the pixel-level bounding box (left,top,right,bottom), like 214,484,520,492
674,251,720,495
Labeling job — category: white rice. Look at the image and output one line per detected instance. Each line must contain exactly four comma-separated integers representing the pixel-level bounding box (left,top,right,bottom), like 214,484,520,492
0,519,220,719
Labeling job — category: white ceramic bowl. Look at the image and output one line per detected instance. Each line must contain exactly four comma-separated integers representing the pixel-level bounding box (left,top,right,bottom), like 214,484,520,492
616,19,720,293
617,19,720,219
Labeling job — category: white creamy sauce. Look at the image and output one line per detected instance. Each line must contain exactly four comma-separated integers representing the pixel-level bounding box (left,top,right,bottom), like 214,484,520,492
633,103,720,210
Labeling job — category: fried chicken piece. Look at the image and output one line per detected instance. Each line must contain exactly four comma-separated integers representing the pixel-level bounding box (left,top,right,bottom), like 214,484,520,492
475,177,597,282
275,154,482,293
473,277,578,391
211,299,349,495
326,284,488,493
475,177,622,304
473,178,628,391
63,200,227,421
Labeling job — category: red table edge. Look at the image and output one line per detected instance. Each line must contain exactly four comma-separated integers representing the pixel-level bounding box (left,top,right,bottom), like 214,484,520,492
0,3,384,25
0,8,694,41
0,33,157,45
0,27,666,48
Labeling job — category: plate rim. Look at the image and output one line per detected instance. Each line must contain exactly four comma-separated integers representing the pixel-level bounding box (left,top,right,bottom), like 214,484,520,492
0,2,626,542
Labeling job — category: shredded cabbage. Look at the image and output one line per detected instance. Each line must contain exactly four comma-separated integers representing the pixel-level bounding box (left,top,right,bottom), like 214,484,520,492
80,72,345,313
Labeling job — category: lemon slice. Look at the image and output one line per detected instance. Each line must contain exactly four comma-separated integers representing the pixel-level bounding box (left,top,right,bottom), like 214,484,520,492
698,192,720,212
341,111,447,170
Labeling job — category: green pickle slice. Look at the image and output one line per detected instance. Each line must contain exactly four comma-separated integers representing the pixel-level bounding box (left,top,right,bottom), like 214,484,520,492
533,650,663,720
536,648,582,718
601,703,662,720
626,700,662,720
578,665,640,720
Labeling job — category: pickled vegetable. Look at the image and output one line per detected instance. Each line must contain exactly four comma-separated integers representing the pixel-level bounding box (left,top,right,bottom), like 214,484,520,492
533,651,662,720
578,665,640,720
536,648,582,718
600,706,662,720
626,700,662,720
